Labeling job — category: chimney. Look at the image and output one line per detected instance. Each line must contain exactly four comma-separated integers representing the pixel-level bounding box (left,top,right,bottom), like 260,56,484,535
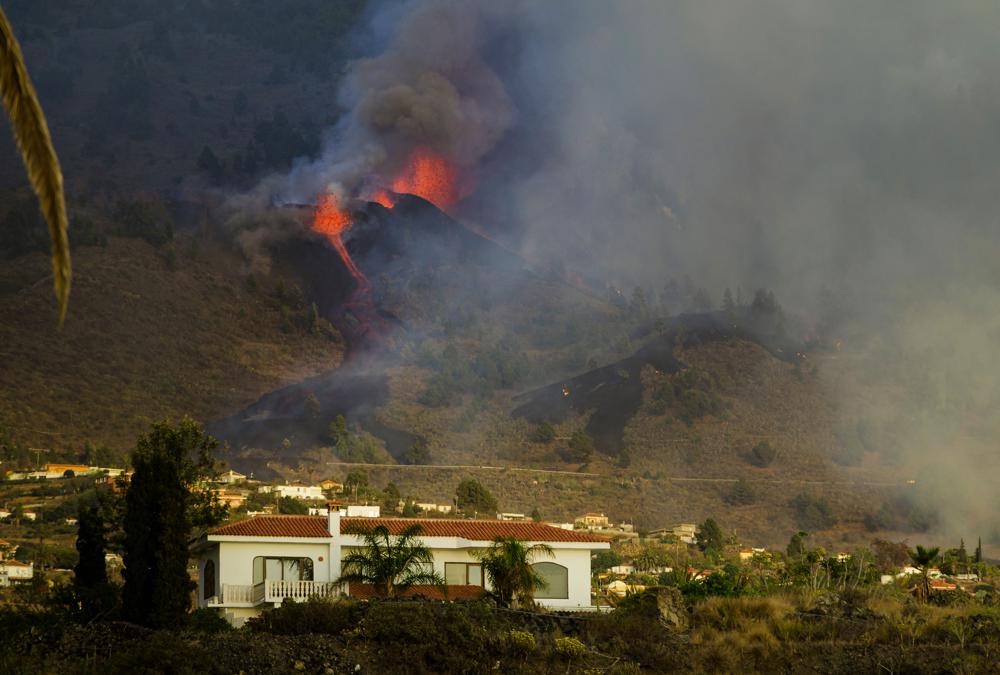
327,501,340,536
327,501,342,589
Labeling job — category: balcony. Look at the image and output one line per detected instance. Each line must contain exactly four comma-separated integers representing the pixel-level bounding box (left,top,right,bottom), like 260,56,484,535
208,580,345,608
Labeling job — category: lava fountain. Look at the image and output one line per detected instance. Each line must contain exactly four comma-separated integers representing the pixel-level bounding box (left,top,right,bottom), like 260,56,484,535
367,146,464,213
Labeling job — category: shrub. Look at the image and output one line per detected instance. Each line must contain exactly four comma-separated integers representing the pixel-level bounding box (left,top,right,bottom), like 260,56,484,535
724,479,756,506
187,607,233,634
749,441,776,467
554,636,587,659
508,628,536,654
246,598,363,635
529,422,556,443
359,601,504,673
790,493,836,530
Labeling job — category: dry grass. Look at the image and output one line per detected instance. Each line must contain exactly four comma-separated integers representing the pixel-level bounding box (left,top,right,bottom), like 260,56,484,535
0,237,343,451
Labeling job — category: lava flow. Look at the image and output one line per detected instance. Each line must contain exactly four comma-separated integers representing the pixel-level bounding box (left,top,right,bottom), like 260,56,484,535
312,193,366,285
311,193,383,344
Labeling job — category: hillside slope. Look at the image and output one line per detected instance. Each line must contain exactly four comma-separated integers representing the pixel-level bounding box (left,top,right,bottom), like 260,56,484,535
0,237,343,452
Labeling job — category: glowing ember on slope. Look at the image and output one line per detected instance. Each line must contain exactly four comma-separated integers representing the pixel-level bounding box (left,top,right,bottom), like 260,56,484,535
389,147,460,212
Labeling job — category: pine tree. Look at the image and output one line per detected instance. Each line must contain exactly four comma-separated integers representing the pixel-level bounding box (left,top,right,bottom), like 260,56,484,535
122,418,224,628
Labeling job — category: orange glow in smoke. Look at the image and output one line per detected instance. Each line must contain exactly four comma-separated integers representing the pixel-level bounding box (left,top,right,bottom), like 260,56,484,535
390,147,460,212
312,193,366,285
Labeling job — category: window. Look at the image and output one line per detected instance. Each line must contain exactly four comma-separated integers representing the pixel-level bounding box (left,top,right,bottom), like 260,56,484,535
445,562,483,586
203,560,215,600
532,562,568,599
252,557,314,584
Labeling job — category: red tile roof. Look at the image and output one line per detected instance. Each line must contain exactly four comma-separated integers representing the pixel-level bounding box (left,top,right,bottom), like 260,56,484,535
210,515,608,543
210,515,331,538
343,518,610,543
348,582,486,601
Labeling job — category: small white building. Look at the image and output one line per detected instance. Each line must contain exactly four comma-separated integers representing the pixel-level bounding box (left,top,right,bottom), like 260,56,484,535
195,514,609,626
416,503,453,514
218,470,248,485
308,506,380,518
0,560,33,586
259,484,325,500
497,513,526,521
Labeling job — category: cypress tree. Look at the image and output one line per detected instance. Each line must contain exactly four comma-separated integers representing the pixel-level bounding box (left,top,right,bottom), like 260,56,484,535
74,502,108,619
121,418,224,628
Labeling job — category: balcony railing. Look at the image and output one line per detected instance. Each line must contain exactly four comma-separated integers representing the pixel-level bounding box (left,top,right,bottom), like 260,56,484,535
265,579,345,604
209,580,345,607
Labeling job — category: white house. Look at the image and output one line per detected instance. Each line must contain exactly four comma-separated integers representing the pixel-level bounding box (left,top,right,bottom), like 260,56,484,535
308,505,380,518
195,513,610,626
217,470,248,485
258,484,325,500
0,560,33,586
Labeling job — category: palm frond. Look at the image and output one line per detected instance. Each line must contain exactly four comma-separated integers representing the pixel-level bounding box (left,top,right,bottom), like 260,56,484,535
0,8,70,325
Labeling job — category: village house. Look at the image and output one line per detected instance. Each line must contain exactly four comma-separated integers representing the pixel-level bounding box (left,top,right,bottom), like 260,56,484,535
0,539,16,560
415,503,453,514
258,483,325,500
0,560,33,586
497,512,527,521
195,513,610,626
309,505,381,518
319,479,344,492
575,513,610,529
213,490,248,509
739,547,768,562
217,470,248,485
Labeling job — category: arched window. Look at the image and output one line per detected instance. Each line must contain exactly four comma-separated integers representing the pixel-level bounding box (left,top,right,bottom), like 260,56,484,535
203,560,216,600
532,562,568,599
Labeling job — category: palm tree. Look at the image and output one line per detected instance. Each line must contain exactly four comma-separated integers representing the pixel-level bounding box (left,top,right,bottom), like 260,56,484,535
336,523,443,597
0,8,70,324
475,537,554,608
910,545,939,602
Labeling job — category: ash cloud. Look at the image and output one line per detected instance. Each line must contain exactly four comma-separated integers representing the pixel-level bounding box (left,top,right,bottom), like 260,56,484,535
479,1,1000,543
278,0,517,202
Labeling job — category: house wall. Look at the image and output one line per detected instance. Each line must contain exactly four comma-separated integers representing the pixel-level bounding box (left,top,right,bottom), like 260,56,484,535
197,547,220,609
216,541,334,588
341,539,596,608
206,534,603,614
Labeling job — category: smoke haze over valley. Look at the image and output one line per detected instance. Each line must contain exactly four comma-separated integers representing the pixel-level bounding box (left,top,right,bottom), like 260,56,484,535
2,0,1000,547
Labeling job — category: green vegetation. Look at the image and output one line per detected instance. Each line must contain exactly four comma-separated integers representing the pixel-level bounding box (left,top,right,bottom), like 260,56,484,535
475,538,553,608
455,478,497,517
336,523,443,598
790,493,836,531
748,440,777,467
724,479,756,506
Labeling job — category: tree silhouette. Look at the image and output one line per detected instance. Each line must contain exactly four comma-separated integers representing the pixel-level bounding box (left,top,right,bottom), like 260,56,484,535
475,537,553,608
121,419,225,628
74,502,110,620
909,545,939,602
336,523,443,598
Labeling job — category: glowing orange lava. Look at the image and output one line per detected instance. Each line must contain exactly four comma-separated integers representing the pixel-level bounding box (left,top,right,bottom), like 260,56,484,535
390,147,460,212
312,192,366,286
370,189,397,209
